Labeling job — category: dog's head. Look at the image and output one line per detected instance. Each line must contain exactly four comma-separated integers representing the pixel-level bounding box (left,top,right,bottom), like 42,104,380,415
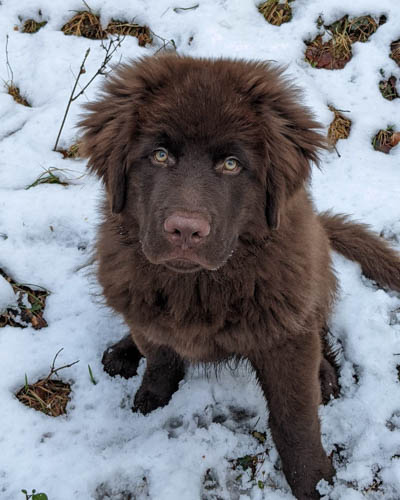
80,55,325,273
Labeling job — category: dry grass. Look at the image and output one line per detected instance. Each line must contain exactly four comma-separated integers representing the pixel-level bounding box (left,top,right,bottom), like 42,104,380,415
62,10,107,39
58,143,81,159
328,106,352,146
17,377,71,417
379,76,399,101
62,12,152,45
258,0,293,26
16,349,78,417
390,40,400,67
372,128,400,154
305,34,352,70
25,167,70,190
331,31,352,60
21,19,47,33
0,268,48,329
306,14,381,70
106,20,152,46
328,15,378,43
6,83,30,107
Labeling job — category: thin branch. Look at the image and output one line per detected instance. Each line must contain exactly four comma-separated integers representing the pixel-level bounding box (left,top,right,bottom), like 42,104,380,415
5,34,14,83
53,48,90,151
45,347,79,381
71,36,123,102
53,35,124,151
151,30,177,55
82,0,93,13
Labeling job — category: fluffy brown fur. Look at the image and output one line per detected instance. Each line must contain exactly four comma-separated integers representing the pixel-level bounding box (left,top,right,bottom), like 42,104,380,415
79,54,400,499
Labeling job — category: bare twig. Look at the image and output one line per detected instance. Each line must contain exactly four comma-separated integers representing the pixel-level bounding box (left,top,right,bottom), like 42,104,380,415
53,35,124,151
82,0,93,13
5,34,14,82
45,347,79,380
53,48,90,151
71,36,124,101
151,30,177,54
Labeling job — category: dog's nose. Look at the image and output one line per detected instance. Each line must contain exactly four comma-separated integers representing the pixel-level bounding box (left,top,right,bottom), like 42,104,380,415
164,213,210,248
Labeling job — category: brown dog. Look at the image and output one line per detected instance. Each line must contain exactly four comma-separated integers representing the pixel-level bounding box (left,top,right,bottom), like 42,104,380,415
79,55,400,499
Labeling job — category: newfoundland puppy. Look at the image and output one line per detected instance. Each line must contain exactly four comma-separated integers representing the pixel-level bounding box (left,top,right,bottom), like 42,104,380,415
79,55,400,499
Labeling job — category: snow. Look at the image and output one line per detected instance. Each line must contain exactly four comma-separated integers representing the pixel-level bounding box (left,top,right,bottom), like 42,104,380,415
0,274,16,312
0,0,399,499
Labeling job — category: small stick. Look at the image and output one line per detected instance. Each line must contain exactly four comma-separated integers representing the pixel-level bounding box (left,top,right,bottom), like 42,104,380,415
5,34,14,82
53,35,124,151
45,347,79,380
53,48,90,152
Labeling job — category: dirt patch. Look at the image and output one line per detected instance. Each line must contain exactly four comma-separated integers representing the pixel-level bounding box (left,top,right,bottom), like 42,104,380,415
0,268,48,329
327,15,379,43
372,127,400,154
62,10,107,39
62,12,152,45
390,40,400,67
21,19,47,33
258,0,293,26
379,75,399,101
305,34,352,69
106,20,152,46
17,377,71,417
16,349,78,417
328,106,352,146
306,14,383,70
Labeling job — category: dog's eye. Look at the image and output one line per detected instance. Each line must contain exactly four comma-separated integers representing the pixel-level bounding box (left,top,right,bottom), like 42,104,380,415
222,157,241,174
153,149,169,163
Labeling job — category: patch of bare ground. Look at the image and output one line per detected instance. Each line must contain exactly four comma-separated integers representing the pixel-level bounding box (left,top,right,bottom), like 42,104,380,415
106,20,152,46
62,10,107,39
306,15,385,70
0,268,48,329
372,127,400,154
327,106,351,147
16,350,78,417
379,74,399,100
21,19,47,33
258,0,294,27
61,11,152,46
390,40,400,67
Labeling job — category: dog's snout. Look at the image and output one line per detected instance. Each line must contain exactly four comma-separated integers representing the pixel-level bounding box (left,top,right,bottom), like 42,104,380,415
164,213,210,248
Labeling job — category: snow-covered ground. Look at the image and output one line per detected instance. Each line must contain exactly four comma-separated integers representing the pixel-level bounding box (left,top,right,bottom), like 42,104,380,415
1,0,400,499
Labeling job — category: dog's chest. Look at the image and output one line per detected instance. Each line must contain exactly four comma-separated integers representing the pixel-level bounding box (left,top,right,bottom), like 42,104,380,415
128,279,284,362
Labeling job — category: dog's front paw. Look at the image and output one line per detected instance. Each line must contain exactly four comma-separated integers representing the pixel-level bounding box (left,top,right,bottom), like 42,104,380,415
132,387,171,415
102,335,142,379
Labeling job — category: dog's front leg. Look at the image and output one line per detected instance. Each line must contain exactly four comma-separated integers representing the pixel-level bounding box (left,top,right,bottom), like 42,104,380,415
132,337,185,415
250,331,334,499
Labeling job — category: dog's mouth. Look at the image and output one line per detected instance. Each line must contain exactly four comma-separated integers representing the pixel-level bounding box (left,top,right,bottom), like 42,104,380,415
162,258,203,273
141,234,237,273
152,251,226,274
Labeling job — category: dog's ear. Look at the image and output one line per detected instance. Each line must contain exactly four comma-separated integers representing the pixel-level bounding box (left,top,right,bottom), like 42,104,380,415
263,111,325,230
243,64,327,229
79,64,148,214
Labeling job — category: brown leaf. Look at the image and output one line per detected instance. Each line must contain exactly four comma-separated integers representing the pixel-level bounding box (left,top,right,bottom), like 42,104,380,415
390,132,400,147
